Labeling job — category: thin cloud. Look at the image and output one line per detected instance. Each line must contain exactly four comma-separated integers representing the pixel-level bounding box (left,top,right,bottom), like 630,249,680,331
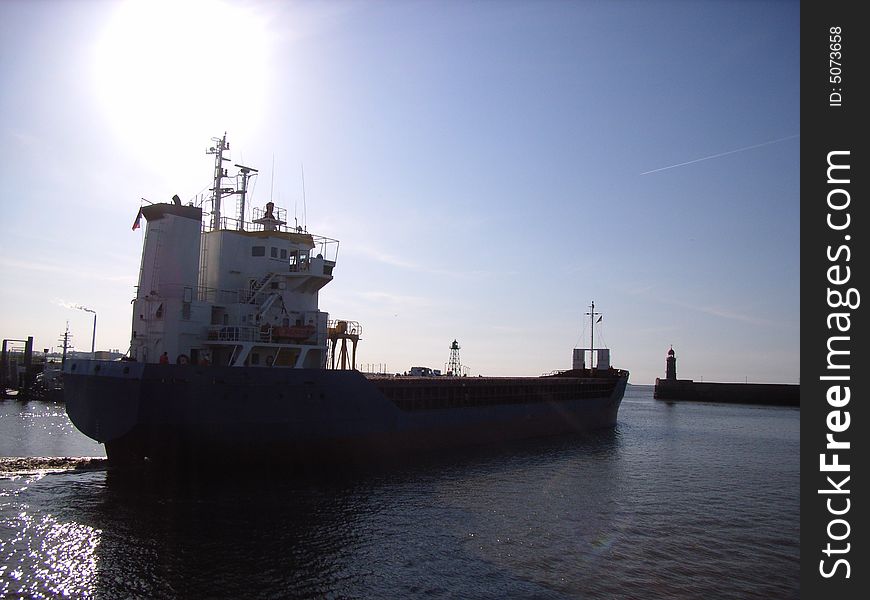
693,304,776,327
357,291,435,308
352,244,495,280
627,284,783,328
353,245,421,270
640,134,799,175
0,257,134,284
11,130,39,148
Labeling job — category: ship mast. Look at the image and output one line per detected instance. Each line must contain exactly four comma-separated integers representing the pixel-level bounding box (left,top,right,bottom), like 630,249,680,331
58,322,72,368
207,133,234,230
586,300,601,369
233,164,258,230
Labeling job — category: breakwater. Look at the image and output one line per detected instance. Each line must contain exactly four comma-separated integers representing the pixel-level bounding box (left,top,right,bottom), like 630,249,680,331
654,379,799,407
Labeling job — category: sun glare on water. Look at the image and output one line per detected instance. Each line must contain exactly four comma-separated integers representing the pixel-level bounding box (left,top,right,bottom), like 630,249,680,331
91,0,270,161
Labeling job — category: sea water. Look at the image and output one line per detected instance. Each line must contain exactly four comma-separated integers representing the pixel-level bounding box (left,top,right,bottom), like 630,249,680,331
0,385,799,599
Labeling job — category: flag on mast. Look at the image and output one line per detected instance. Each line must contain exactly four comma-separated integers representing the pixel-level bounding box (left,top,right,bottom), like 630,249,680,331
597,315,603,323
132,208,143,230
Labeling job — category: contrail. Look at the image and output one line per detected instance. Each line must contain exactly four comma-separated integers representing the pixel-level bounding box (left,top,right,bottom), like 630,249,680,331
640,134,799,175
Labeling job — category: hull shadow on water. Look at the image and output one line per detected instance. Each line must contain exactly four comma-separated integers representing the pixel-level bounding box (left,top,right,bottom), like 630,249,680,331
71,429,624,599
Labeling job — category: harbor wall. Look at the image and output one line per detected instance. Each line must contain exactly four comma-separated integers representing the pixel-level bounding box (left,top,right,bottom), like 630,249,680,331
654,378,799,407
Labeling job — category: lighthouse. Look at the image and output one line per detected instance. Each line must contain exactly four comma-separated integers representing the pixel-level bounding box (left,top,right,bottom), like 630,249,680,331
665,346,677,380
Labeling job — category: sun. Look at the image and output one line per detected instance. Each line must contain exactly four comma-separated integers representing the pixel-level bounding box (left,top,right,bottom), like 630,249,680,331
91,0,271,160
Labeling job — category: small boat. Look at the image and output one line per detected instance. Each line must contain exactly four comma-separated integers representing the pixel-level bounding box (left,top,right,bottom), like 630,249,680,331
32,364,64,402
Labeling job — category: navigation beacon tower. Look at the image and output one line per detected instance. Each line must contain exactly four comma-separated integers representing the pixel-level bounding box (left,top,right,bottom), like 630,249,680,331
447,340,462,376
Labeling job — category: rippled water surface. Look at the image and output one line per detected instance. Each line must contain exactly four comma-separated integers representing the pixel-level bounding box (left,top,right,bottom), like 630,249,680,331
0,387,799,599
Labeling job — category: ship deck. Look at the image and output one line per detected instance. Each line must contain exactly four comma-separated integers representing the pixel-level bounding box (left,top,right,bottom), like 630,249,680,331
365,370,627,412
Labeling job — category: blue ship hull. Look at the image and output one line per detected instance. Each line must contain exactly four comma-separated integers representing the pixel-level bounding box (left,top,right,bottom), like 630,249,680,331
64,360,627,465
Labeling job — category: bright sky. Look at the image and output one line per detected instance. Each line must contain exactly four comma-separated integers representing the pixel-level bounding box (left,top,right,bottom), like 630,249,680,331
0,0,799,384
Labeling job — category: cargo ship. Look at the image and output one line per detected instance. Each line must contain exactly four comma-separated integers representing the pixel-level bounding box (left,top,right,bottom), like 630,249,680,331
63,135,628,465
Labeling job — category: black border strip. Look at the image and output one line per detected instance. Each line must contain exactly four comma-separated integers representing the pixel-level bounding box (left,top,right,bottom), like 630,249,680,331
801,2,867,596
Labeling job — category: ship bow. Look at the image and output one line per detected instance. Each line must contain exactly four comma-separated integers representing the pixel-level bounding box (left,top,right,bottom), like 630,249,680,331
64,360,143,443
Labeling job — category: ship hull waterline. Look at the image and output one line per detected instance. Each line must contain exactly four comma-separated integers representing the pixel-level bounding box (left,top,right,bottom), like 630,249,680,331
64,360,627,466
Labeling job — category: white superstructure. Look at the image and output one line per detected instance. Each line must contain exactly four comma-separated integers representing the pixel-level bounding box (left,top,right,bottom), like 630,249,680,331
129,135,350,368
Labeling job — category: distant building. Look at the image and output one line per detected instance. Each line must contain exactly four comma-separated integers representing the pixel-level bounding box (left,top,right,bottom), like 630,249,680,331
409,366,441,377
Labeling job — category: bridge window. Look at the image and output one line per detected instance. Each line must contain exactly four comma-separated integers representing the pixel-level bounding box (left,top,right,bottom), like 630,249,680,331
252,246,265,257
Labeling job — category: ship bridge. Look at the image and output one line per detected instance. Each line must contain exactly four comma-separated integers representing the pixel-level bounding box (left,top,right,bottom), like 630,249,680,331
129,134,352,368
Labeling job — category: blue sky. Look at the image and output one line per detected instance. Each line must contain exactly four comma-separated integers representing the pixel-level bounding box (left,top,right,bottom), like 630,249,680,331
0,0,799,384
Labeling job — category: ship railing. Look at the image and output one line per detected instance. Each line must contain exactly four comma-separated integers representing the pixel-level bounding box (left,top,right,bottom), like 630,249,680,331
326,320,362,338
239,273,277,304
138,283,242,305
199,211,340,264
205,288,245,305
207,325,261,343
194,286,244,305
206,215,245,232
309,235,340,264
207,324,320,345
